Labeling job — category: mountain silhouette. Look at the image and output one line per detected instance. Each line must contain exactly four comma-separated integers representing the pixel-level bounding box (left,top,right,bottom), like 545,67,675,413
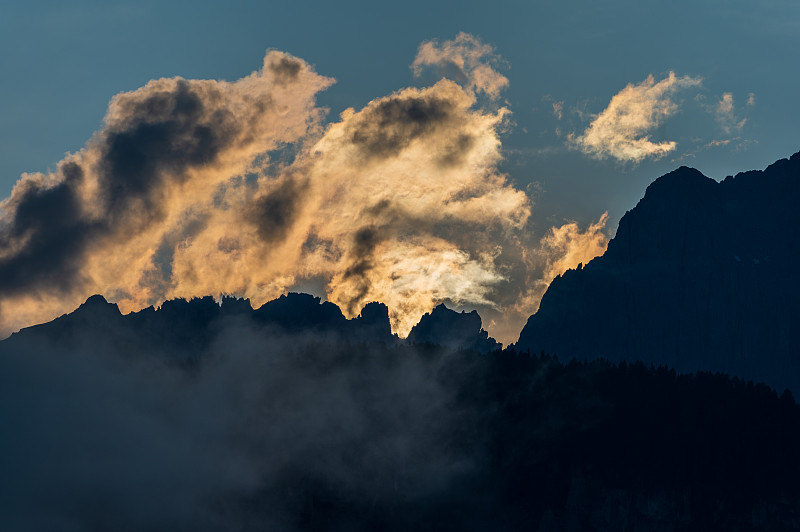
407,303,499,353
517,150,800,393
4,303,800,530
6,153,800,529
3,292,503,357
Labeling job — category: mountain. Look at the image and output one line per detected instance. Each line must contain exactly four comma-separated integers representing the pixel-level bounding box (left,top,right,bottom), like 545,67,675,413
3,291,500,358
517,150,800,393
4,311,800,530
6,153,800,529
407,304,499,353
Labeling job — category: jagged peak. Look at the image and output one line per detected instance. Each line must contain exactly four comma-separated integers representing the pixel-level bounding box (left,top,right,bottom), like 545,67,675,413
77,294,120,315
408,303,499,353
642,166,716,203
357,301,389,321
764,149,800,173
6,291,499,352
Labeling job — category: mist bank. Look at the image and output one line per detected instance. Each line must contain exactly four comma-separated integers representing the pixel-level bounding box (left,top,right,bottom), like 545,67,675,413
2,300,800,531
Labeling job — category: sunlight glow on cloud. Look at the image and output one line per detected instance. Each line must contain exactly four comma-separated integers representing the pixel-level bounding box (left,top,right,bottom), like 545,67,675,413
715,92,747,134
411,32,509,100
570,72,702,163
552,101,564,120
173,78,529,337
0,51,334,335
509,214,609,325
0,36,608,342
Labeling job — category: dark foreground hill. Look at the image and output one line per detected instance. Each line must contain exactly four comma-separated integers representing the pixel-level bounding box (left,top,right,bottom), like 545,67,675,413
518,151,800,394
3,291,499,358
2,295,800,530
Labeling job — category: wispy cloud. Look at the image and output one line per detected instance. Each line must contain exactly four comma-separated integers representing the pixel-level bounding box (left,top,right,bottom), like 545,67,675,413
411,33,509,99
707,139,731,147
570,72,702,163
715,92,747,134
552,101,564,120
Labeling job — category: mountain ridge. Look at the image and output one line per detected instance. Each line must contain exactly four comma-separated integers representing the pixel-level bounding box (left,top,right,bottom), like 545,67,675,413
5,150,800,391
517,149,800,393
3,291,501,357
5,152,800,530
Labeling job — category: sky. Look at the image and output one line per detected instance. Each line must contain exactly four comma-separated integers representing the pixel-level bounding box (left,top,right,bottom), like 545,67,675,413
1,0,799,343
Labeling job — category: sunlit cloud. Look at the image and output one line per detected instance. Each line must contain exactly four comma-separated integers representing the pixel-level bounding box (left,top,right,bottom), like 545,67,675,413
174,78,529,337
0,35,611,344
570,72,702,163
715,92,747,134
707,139,731,147
411,32,509,100
510,213,609,320
0,51,334,336
540,213,609,283
552,101,564,120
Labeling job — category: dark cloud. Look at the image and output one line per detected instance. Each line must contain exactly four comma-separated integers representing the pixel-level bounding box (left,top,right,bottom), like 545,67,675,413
0,79,237,300
347,95,456,160
99,81,236,225
0,167,95,296
339,225,385,314
436,132,475,167
267,55,303,85
217,236,241,254
0,40,598,347
0,51,333,334
247,176,307,244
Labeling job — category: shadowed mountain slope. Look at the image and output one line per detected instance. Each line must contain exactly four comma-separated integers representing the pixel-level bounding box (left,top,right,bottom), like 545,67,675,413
4,243,800,528
407,304,500,354
3,292,501,358
517,150,800,393
3,316,800,530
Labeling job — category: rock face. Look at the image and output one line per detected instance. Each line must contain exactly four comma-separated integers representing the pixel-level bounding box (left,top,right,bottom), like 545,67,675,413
407,304,500,353
2,292,395,358
3,293,502,357
517,151,800,393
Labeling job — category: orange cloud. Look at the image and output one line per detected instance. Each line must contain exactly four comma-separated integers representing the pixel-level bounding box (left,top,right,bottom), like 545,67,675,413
571,73,702,163
0,38,608,344
411,33,509,100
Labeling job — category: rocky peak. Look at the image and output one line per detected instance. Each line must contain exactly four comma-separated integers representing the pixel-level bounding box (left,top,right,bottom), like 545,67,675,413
407,303,499,353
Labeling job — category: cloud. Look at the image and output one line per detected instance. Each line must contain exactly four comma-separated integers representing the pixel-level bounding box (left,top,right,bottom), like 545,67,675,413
505,213,609,333
0,41,538,341
0,36,609,344
552,101,564,120
297,81,530,335
707,139,731,147
715,92,747,134
539,213,609,284
411,32,509,99
570,72,702,163
0,51,334,335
